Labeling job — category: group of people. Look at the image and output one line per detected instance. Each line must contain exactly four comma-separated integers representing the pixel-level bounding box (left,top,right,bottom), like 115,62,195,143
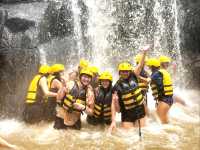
23,45,177,131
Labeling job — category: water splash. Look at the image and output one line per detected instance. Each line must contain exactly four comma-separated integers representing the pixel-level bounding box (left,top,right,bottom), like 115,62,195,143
85,0,115,69
70,0,84,58
38,45,47,65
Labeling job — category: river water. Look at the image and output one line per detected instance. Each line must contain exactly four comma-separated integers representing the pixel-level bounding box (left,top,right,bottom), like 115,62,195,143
0,0,200,149
0,89,199,150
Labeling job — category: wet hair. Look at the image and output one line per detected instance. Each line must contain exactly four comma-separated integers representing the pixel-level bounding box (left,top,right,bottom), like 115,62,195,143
53,72,61,80
151,66,160,72
39,73,49,77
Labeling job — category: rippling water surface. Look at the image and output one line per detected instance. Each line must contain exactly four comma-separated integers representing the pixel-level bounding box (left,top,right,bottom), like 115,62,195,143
0,89,199,150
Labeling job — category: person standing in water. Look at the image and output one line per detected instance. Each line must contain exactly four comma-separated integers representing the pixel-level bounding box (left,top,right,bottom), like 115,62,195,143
45,64,65,121
134,54,151,115
54,68,94,130
109,46,150,131
87,71,113,125
147,58,173,124
23,65,57,124
159,56,186,106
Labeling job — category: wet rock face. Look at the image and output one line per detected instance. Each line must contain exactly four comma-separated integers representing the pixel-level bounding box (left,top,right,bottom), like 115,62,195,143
0,0,90,117
0,48,40,117
38,0,90,63
0,0,42,4
0,7,40,117
5,18,35,33
109,0,180,62
179,0,200,88
38,0,89,48
38,1,74,43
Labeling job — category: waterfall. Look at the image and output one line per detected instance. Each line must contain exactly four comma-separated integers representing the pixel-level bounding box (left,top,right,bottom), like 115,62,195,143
82,0,183,71
0,1,200,149
85,0,115,69
0,0,187,116
153,0,167,53
70,0,84,58
38,45,47,65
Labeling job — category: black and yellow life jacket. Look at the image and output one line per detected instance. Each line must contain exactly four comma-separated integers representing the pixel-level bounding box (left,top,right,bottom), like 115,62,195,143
26,74,44,104
118,74,144,110
47,75,56,89
47,75,60,102
150,81,159,101
93,86,112,121
150,69,173,101
63,81,87,112
159,69,173,96
138,69,149,92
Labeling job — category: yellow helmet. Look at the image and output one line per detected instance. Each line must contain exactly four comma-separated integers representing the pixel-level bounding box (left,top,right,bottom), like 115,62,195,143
118,62,133,71
39,65,50,74
146,58,160,67
80,68,93,77
159,55,171,63
50,64,65,73
99,71,113,81
79,59,89,68
134,54,148,64
89,66,99,74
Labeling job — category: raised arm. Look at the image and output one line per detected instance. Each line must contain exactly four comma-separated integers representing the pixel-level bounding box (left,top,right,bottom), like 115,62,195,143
134,45,150,76
138,75,151,83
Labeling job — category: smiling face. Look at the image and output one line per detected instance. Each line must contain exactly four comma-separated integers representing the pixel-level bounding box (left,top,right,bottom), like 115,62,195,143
101,79,111,89
119,70,131,79
80,74,92,86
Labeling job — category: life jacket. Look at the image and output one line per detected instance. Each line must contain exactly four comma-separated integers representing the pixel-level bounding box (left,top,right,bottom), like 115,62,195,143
63,81,87,112
138,69,149,92
47,75,56,89
118,74,144,110
47,75,60,102
26,74,44,104
150,69,173,101
159,69,173,96
93,86,112,121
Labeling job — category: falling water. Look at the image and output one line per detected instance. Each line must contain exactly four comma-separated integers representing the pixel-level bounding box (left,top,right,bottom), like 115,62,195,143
0,0,199,149
153,0,167,53
85,0,115,69
70,0,84,58
38,45,47,64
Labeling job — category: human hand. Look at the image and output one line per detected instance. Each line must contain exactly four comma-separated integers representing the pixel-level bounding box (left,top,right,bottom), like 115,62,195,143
108,121,117,134
141,45,151,52
73,103,85,111
147,77,151,83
